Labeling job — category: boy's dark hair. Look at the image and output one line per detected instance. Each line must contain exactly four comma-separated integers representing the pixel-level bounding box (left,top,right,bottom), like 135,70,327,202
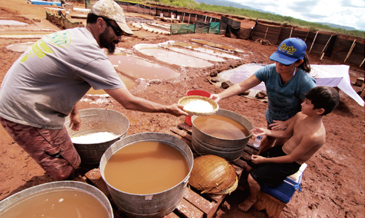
305,86,340,115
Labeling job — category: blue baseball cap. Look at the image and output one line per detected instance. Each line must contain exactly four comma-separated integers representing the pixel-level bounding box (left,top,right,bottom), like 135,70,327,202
269,38,307,65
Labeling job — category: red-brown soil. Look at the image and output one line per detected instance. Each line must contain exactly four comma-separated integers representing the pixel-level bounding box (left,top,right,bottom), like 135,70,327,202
0,1,364,218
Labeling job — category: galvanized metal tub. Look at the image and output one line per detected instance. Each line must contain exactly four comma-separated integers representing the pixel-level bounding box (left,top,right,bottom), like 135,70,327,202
100,132,194,218
191,109,254,161
65,108,130,166
0,181,113,218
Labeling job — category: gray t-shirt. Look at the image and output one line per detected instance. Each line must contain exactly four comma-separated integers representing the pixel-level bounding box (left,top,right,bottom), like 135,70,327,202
0,28,125,129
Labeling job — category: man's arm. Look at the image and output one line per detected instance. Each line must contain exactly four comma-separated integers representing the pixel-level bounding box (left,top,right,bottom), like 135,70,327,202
105,87,189,117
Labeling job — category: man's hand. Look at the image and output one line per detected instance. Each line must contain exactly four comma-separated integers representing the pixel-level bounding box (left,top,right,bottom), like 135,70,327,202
168,104,189,117
251,154,266,164
69,112,81,131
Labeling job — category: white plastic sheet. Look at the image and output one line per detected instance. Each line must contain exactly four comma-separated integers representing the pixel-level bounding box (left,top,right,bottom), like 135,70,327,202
310,65,364,106
218,63,364,106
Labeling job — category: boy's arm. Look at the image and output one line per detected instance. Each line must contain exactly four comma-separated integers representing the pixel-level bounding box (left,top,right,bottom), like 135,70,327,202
251,135,320,164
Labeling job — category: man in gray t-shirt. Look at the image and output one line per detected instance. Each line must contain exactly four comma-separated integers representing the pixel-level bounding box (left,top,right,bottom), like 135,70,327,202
0,0,188,180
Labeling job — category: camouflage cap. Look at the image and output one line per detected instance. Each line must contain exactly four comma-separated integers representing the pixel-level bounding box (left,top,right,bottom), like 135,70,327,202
91,0,133,35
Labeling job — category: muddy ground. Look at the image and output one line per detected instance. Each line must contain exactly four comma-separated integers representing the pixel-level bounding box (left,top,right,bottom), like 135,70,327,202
0,1,364,217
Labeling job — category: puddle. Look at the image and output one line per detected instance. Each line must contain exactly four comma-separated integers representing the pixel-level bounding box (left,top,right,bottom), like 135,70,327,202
162,45,225,62
218,63,266,92
168,41,241,60
86,73,137,95
0,20,28,26
108,55,179,80
191,39,244,53
134,44,214,68
6,42,34,52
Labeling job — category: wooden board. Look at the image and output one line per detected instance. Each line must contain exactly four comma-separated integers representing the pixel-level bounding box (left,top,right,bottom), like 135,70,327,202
84,167,241,218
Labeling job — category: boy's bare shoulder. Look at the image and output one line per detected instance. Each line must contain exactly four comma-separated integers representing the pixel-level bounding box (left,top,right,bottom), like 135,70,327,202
294,112,326,145
305,122,326,146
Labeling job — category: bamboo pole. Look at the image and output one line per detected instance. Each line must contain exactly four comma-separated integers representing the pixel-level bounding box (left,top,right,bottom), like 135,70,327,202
320,35,333,60
182,12,185,23
304,30,310,42
359,57,365,68
309,31,318,53
289,27,293,38
344,39,356,63
264,27,269,40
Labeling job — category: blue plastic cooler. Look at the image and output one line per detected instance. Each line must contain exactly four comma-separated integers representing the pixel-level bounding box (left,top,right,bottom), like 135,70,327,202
260,163,307,203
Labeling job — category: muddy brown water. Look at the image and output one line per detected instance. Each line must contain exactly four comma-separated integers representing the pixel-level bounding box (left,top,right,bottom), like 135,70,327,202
0,188,109,218
104,141,189,195
194,114,249,140
108,54,179,80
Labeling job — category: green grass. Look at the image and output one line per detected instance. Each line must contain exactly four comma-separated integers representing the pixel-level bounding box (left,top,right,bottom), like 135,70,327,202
117,0,365,39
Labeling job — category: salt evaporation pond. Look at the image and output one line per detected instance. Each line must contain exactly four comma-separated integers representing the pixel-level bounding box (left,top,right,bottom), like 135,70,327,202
191,39,244,53
0,20,28,26
167,41,241,60
162,45,225,62
87,74,136,95
108,55,179,80
6,42,33,52
134,44,214,68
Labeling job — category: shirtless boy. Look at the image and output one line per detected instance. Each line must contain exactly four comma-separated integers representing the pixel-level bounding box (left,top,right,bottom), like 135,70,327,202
238,86,340,212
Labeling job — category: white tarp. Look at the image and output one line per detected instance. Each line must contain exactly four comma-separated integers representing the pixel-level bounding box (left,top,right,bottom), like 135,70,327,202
310,65,364,106
218,63,364,106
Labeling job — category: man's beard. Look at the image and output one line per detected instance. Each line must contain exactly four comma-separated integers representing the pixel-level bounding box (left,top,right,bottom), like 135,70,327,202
99,30,116,55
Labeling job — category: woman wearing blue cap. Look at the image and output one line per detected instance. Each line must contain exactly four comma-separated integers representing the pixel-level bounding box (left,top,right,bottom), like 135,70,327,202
211,38,316,153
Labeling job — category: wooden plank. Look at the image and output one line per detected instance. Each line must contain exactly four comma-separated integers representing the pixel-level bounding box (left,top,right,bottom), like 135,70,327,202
84,168,111,198
254,191,286,218
241,151,252,162
175,198,204,218
183,188,216,215
205,193,226,205
164,212,180,218
244,145,259,155
232,158,247,169
232,164,243,178
170,127,192,141
178,123,192,134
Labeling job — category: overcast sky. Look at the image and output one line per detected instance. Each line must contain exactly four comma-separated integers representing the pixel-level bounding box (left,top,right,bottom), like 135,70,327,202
227,0,365,31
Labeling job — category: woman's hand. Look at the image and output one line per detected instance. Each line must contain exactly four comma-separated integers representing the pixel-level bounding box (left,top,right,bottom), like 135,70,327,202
269,120,288,130
210,94,221,102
